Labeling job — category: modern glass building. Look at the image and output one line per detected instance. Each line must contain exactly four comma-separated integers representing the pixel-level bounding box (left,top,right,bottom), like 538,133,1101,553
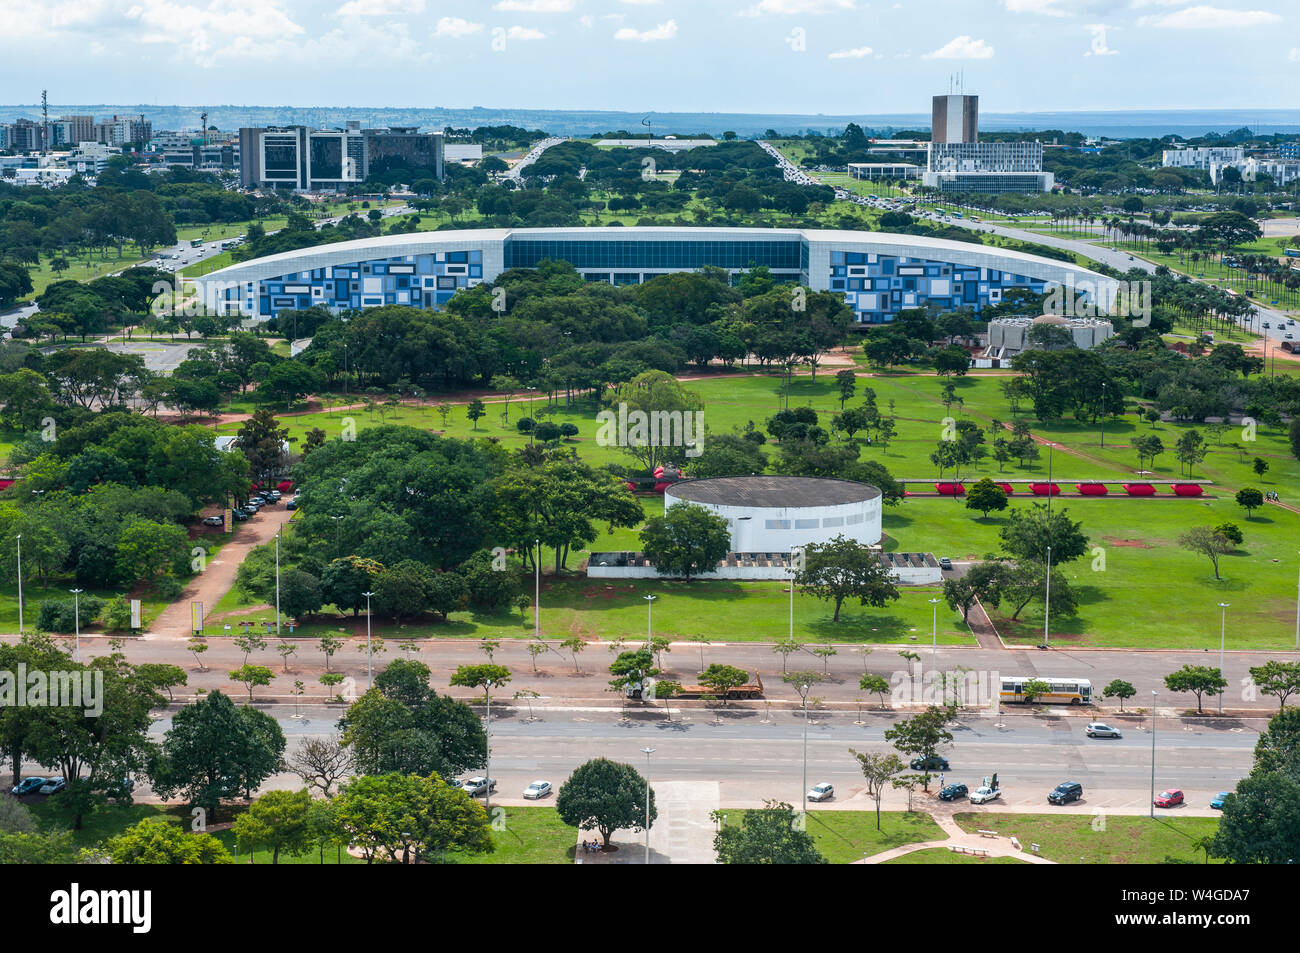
194,226,1119,326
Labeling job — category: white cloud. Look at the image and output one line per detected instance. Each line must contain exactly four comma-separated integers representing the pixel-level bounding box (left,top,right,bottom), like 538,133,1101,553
739,0,856,16
1085,23,1118,55
0,0,110,37
1003,0,1072,15
620,0,661,4
1291,47,1300,61
432,16,483,37
492,0,574,11
828,45,872,58
614,18,677,41
578,14,594,27
1138,5,1282,29
506,25,546,39
334,0,424,16
923,35,994,59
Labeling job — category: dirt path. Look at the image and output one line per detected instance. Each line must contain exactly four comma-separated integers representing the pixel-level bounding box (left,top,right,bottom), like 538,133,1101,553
145,507,295,641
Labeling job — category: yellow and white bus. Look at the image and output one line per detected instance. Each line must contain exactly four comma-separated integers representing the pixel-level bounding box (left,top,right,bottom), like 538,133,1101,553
999,677,1092,705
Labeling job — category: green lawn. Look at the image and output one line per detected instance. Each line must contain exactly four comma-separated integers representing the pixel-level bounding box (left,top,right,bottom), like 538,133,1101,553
446,806,577,864
883,846,1025,863
27,799,182,851
952,812,1221,864
802,809,946,863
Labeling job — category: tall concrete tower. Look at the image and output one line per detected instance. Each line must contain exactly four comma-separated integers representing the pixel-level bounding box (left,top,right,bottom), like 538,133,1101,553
931,94,979,144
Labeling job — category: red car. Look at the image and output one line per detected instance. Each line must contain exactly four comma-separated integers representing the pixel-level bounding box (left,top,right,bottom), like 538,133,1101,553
1154,789,1184,808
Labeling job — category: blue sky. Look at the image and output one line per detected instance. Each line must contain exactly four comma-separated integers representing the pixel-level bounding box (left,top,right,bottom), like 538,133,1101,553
1,0,1296,114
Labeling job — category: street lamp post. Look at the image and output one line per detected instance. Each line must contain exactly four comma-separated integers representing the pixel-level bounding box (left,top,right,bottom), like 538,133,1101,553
534,538,541,640
1295,551,1299,650
362,590,375,689
485,682,493,816
642,746,655,864
274,530,281,636
1150,690,1157,819
928,597,940,668
70,588,83,662
1044,545,1052,648
644,594,655,651
801,683,810,818
1218,602,1229,714
1099,382,1106,448
15,534,21,636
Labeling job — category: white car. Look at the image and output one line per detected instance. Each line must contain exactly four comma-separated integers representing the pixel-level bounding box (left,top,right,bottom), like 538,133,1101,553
39,777,67,795
1086,722,1122,738
523,780,552,800
969,786,1001,805
461,777,496,797
806,782,834,802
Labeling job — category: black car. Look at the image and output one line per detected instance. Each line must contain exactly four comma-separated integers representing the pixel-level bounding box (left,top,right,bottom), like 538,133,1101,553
1048,781,1083,805
938,782,968,802
231,508,250,521
910,755,950,772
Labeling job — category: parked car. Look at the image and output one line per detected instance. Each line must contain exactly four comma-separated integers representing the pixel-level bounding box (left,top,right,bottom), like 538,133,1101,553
1154,789,1184,808
522,780,552,800
1210,791,1231,809
285,498,299,510
267,490,282,501
1048,781,1083,805
461,777,496,797
969,785,1001,805
806,782,834,802
938,782,968,802
1085,722,1122,738
231,508,250,521
39,777,67,795
202,515,224,526
910,755,949,772
939,557,953,571
10,777,47,796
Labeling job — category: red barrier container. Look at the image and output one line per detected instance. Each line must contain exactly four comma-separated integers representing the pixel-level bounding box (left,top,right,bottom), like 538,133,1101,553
1123,483,1156,496
998,483,1015,495
653,482,672,494
625,482,637,492
1030,483,1060,496
1173,484,1204,497
0,479,13,491
935,482,966,496
1077,483,1109,496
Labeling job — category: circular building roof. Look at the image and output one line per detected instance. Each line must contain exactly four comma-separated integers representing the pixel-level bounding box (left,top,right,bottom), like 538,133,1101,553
667,476,881,508
1033,314,1070,325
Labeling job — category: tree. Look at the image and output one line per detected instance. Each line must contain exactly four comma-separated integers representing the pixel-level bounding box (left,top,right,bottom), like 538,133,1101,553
849,749,906,830
555,758,656,849
231,788,313,864
639,502,731,582
229,664,274,703
609,649,659,699
332,772,493,864
236,409,291,490
1164,664,1228,714
1102,679,1136,711
1235,487,1264,518
1000,504,1089,567
466,398,486,430
1175,429,1208,477
965,477,1008,518
1021,678,1051,703
793,534,900,623
1252,457,1270,479
287,736,354,796
106,817,233,864
698,664,753,705
280,568,323,622
1178,526,1234,580
1250,661,1300,711
449,663,512,705
150,690,287,819
1214,523,1244,547
835,369,856,408
883,707,953,790
942,577,980,624
713,800,826,864
320,556,384,616
1133,434,1164,470
860,673,890,708
1210,770,1300,865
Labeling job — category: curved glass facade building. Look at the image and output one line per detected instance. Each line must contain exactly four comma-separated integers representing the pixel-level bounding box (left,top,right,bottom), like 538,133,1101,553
194,226,1119,326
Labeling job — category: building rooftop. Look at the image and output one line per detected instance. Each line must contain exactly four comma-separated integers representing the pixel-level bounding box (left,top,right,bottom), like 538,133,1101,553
667,476,881,508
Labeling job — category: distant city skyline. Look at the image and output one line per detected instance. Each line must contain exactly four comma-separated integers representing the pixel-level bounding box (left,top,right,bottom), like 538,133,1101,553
0,0,1296,115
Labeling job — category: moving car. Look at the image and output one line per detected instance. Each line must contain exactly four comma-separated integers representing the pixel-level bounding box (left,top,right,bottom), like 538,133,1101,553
461,777,496,797
910,755,950,772
938,783,968,802
806,782,834,802
1154,789,1184,808
522,780,552,800
1048,781,1083,805
939,557,953,571
39,777,67,795
10,777,47,796
1085,722,1122,738
969,785,1001,805
1210,791,1231,810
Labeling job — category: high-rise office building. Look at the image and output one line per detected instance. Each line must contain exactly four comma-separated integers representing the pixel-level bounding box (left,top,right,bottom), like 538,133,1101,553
932,94,979,144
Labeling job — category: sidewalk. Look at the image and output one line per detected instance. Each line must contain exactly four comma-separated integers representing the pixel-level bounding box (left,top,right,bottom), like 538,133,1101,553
575,780,719,865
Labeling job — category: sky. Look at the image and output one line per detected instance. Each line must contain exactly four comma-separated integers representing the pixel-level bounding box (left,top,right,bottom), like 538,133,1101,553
1,0,1297,115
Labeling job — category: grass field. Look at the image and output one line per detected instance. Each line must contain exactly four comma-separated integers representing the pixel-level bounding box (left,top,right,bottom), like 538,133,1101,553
447,806,576,864
883,846,1025,863
802,809,946,862
952,811,1221,864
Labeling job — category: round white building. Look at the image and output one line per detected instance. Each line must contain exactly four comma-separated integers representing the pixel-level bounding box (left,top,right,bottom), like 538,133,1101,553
665,476,883,552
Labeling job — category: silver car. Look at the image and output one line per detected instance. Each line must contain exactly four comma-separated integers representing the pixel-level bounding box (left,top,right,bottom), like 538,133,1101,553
523,780,552,800
806,782,834,802
1086,722,1122,738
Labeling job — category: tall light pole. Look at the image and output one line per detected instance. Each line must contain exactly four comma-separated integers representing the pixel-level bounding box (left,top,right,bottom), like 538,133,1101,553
1044,544,1052,648
1217,602,1229,714
928,597,940,668
788,546,802,644
1098,382,1107,447
70,588,83,662
362,590,375,689
274,530,281,636
1294,551,1299,650
1149,690,1157,819
644,594,655,650
15,534,21,636
641,746,655,864
801,682,810,818
534,538,541,640
485,681,494,816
